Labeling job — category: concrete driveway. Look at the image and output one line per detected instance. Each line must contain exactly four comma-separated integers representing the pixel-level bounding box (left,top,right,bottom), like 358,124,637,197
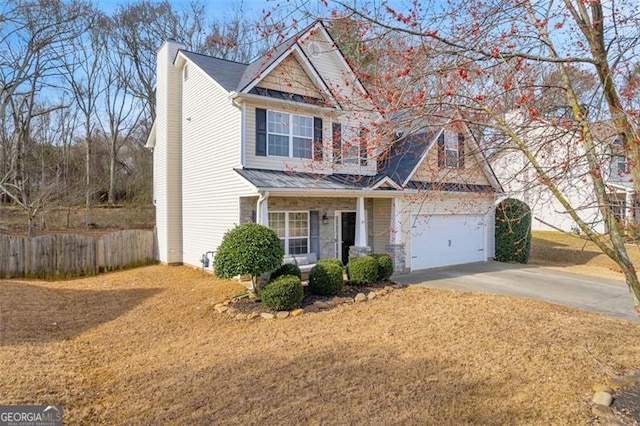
393,261,639,322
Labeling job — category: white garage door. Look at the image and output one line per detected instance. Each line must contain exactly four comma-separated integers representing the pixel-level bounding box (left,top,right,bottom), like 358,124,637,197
410,214,486,270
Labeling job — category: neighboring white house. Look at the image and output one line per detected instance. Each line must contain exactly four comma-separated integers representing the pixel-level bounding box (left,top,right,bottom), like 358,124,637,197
146,21,502,273
491,111,632,233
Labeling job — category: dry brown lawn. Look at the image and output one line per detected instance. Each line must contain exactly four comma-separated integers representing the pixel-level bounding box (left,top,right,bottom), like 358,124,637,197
2,265,640,425
531,231,640,280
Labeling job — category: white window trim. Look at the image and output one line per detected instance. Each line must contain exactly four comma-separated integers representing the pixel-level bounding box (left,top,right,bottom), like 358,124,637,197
268,210,310,255
267,109,314,159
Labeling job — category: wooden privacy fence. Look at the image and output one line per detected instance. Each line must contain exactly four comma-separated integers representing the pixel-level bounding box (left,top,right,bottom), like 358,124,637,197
0,229,157,279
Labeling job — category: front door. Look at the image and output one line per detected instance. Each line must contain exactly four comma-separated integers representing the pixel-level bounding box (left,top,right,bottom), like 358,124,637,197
339,212,356,264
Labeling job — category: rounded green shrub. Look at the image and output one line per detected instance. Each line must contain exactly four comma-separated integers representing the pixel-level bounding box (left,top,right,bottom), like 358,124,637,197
371,253,394,280
346,255,379,285
317,258,344,269
270,263,302,281
495,198,532,264
214,223,284,294
309,262,344,296
261,275,304,311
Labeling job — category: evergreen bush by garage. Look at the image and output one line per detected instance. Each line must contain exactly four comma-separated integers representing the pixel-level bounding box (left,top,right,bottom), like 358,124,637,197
213,223,284,295
346,255,379,285
317,258,344,269
270,263,302,281
371,253,394,280
309,262,344,296
261,275,304,311
495,198,532,264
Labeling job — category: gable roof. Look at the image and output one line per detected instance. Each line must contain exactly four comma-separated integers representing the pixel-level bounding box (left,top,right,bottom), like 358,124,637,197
377,130,438,185
176,20,365,110
179,51,247,92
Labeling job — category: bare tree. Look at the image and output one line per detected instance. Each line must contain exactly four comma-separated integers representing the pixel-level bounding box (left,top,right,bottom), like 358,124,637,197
0,0,92,235
269,1,640,309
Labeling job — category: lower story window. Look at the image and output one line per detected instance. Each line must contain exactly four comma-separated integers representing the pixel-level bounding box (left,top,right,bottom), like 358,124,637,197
268,211,309,255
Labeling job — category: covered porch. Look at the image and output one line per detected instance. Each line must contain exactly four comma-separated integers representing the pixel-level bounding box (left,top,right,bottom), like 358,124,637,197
239,194,406,271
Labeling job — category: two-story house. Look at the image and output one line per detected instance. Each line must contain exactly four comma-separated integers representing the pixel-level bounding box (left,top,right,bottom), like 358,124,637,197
146,21,501,273
491,111,635,233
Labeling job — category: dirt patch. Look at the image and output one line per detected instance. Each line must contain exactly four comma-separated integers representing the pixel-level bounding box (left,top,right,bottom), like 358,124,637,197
2,265,640,424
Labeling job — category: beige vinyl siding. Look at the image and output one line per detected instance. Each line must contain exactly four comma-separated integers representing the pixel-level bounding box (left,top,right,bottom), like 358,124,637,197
181,62,251,269
401,193,494,266
372,198,391,253
154,41,183,264
257,55,322,99
412,131,491,186
301,32,365,110
244,104,333,173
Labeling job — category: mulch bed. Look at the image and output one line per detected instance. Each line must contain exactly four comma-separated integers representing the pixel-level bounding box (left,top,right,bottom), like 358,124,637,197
612,385,640,424
228,278,401,315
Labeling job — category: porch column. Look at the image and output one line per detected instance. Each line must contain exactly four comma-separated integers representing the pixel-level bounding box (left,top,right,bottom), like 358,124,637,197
390,198,402,245
386,197,406,274
626,189,634,224
354,196,367,246
256,192,269,226
349,196,371,260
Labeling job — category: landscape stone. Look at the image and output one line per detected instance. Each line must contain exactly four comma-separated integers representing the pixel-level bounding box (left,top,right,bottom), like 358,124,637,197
225,307,237,316
291,309,304,317
384,285,394,292
325,300,336,307
354,293,367,303
608,376,635,389
592,392,613,407
367,292,377,300
314,301,331,309
247,312,260,320
591,404,614,418
260,312,275,319
342,297,354,304
592,384,614,394
304,305,320,313
234,313,245,320
215,305,228,314
276,311,290,319
332,297,345,305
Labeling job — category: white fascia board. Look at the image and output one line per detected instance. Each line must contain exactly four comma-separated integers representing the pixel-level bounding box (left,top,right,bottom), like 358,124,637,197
229,91,339,114
145,120,157,149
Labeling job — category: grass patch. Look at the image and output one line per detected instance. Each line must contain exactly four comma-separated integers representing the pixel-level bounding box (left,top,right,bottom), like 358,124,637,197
531,230,640,279
1,265,639,424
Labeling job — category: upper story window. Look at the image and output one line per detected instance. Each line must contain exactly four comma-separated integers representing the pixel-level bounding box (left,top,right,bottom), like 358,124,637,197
438,131,465,169
333,123,367,166
256,108,322,160
267,111,313,159
616,155,629,175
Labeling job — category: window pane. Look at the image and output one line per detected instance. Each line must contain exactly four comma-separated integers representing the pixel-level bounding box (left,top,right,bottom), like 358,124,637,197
445,149,458,167
342,126,359,165
268,134,289,157
293,137,312,159
289,212,308,237
289,238,308,255
268,111,289,134
292,115,313,137
268,212,286,238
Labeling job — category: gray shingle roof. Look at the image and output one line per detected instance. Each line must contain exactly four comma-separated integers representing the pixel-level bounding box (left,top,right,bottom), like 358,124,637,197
180,22,317,94
180,51,248,92
235,168,377,191
377,131,438,185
